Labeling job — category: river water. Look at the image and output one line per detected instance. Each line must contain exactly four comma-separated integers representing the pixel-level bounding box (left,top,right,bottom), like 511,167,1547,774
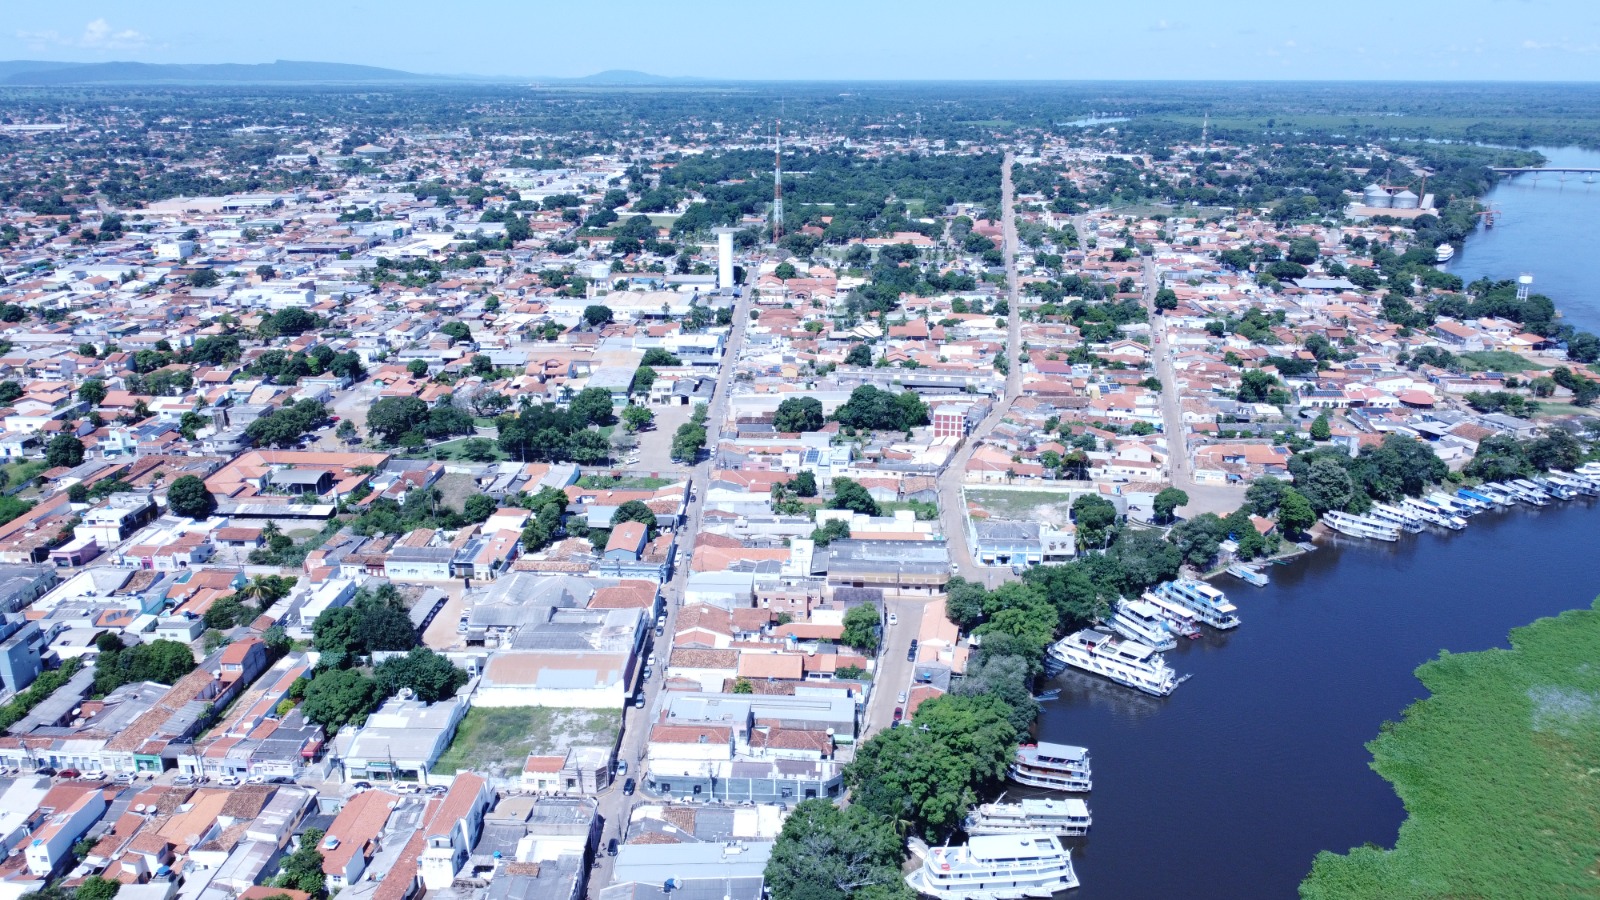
1445,145,1600,335
1032,150,1600,898
1039,500,1600,898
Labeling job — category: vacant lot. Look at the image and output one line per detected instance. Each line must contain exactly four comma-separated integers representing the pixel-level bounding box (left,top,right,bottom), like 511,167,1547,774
433,706,622,778
1456,350,1547,373
965,488,1083,526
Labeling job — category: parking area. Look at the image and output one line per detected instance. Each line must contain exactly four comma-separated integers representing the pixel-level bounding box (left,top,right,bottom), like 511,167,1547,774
631,403,696,473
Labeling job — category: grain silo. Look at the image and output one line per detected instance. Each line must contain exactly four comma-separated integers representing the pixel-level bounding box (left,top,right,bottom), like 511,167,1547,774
1391,189,1419,210
1362,184,1392,208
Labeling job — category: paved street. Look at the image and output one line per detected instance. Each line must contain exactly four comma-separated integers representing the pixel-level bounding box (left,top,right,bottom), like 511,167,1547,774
587,287,753,895
1142,255,1247,517
860,598,927,739
937,151,1023,591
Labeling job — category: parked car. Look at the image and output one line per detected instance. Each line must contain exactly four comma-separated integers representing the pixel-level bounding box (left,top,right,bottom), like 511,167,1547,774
623,778,636,796
897,690,907,704
607,838,619,857
57,768,81,779
893,707,904,722
352,781,372,790
34,767,55,777
887,612,898,626
616,760,628,776
217,775,241,786
634,694,646,709
173,774,195,786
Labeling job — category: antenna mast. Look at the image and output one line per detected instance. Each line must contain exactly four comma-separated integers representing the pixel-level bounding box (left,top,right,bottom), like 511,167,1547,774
1201,113,1208,150
773,119,784,243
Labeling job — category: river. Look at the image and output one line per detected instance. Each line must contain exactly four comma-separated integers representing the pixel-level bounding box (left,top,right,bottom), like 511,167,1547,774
1029,145,1600,899
1446,145,1600,334
1037,499,1600,898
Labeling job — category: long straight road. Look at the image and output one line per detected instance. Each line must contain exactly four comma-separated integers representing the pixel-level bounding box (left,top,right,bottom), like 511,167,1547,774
937,152,1023,590
589,285,753,894
1142,255,1245,516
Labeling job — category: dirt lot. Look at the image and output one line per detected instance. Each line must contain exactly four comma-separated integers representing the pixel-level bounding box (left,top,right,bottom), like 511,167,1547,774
433,706,623,778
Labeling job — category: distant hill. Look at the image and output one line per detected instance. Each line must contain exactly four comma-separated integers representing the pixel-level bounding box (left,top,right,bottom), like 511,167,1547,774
568,69,706,85
0,59,452,85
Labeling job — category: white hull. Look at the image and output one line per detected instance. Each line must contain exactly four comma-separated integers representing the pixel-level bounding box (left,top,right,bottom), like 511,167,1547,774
1109,599,1178,650
1322,510,1400,541
907,834,1081,899
1154,580,1240,630
966,799,1091,837
1048,629,1180,697
1010,743,1092,793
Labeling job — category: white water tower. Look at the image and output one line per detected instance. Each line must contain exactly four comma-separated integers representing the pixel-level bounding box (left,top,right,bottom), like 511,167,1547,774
1517,273,1533,301
713,227,737,290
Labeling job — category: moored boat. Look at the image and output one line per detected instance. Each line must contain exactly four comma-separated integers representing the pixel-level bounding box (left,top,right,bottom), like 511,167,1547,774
1109,597,1179,650
1226,563,1269,587
1322,510,1400,541
906,833,1080,898
1010,742,1092,792
1369,502,1424,533
1047,628,1182,697
1138,591,1204,639
965,797,1092,836
1435,243,1455,263
1154,579,1241,630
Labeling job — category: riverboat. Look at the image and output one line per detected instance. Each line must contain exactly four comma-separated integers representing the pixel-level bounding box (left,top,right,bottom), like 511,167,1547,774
965,797,1092,836
1435,243,1455,262
1010,742,1092,792
1154,579,1241,630
1368,502,1424,533
906,833,1080,898
1048,628,1181,697
1109,597,1179,650
1322,510,1400,541
1138,591,1204,639
1226,563,1270,587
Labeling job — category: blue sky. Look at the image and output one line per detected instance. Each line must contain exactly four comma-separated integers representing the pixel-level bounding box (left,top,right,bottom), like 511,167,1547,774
6,0,1600,80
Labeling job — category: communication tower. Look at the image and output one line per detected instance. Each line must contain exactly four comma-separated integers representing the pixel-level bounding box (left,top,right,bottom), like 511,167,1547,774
772,120,784,243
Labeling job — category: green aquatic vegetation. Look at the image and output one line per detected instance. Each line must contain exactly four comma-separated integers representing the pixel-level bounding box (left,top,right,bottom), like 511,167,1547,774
1302,598,1600,899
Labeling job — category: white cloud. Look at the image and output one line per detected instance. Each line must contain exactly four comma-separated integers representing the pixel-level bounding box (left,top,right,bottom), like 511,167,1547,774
1521,38,1600,53
13,18,151,51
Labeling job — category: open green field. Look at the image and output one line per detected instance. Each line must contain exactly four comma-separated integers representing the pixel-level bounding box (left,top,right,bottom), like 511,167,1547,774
1532,402,1599,421
433,706,622,778
1302,599,1600,898
1456,350,1548,373
578,474,675,490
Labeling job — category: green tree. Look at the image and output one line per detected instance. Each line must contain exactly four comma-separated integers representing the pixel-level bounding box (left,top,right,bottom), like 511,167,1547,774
1152,487,1188,524
582,305,614,327
1071,494,1118,549
810,518,851,546
622,405,654,433
461,437,498,462
0,382,19,405
732,677,755,694
765,799,907,900
77,378,108,406
375,648,467,702
671,421,707,463
440,321,472,345
46,434,85,468
640,348,682,367
1299,457,1354,514
274,828,327,895
610,499,658,534
462,493,497,523
569,387,617,427
830,477,880,516
76,876,122,900
406,358,430,377
1277,487,1317,537
840,604,881,654
773,397,825,433
166,475,215,519
188,268,220,288
366,396,430,444
792,471,818,497
1310,411,1332,441
301,669,381,733
1246,476,1288,516
844,343,874,367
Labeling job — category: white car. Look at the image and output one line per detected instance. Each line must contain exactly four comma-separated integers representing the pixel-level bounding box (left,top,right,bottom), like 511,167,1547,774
217,775,241,786
887,613,898,626
897,691,908,704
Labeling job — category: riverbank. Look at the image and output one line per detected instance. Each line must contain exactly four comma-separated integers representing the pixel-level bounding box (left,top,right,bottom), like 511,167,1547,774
1301,597,1600,898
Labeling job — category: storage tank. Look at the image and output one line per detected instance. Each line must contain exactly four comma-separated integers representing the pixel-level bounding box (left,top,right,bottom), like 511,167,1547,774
1391,189,1419,210
1362,184,1392,208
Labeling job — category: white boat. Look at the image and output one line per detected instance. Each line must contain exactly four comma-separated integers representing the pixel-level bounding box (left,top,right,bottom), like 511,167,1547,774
1048,628,1181,697
1440,490,1484,512
1226,563,1269,587
966,797,1092,837
1551,472,1600,495
1109,598,1178,650
1400,498,1466,530
1138,591,1203,639
1435,243,1455,263
1010,742,1092,792
1531,477,1575,500
1368,502,1424,533
1322,510,1400,541
1512,478,1552,499
1498,481,1549,506
1473,484,1514,506
1154,579,1241,630
907,833,1080,899
1576,463,1600,479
